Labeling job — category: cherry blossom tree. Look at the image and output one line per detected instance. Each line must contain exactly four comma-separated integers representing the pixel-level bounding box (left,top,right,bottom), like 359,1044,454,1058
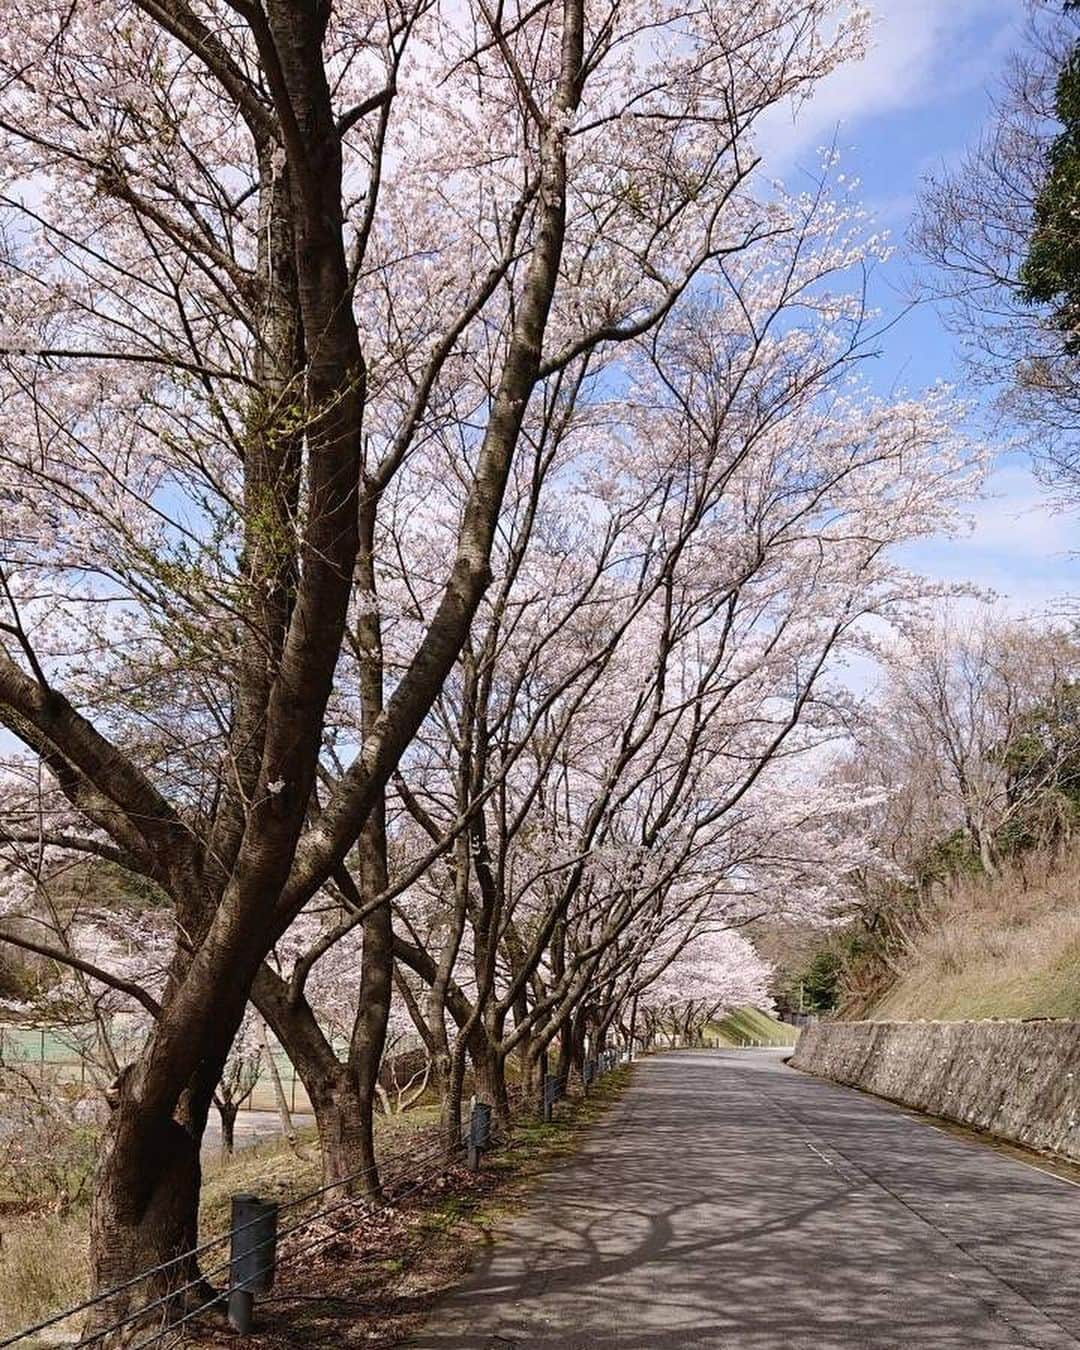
636,928,773,1047
390,270,982,1135
0,0,878,1326
302,160,983,1150
835,611,1080,890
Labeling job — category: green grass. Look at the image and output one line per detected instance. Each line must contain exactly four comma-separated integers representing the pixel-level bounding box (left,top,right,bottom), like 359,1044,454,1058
705,1006,797,1047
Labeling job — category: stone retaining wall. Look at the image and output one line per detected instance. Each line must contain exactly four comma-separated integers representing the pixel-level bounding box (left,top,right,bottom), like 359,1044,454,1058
791,1018,1080,1160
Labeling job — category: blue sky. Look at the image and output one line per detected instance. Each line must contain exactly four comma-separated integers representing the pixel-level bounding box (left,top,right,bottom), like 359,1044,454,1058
766,0,1077,619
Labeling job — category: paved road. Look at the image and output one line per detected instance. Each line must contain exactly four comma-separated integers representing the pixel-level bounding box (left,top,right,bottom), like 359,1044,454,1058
201,1109,315,1159
409,1048,1080,1349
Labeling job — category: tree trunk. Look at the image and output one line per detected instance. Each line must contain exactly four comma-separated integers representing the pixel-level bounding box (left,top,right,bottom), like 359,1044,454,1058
526,1042,548,1117
85,1058,221,1344
257,1018,298,1147
87,1123,204,1343
554,1022,573,1090
470,1029,509,1123
217,1100,238,1158
570,1007,587,1080
252,968,369,1192
307,1069,370,1195
345,804,393,1198
978,826,999,878
441,1050,467,1156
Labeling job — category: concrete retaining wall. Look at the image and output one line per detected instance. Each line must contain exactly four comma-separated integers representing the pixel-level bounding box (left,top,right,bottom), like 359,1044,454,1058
791,1019,1080,1160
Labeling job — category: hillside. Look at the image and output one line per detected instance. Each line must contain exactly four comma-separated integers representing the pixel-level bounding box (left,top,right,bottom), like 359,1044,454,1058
859,851,1080,1022
707,1006,798,1046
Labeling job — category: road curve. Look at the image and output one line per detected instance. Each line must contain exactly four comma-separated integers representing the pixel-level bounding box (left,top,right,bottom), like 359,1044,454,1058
408,1048,1080,1349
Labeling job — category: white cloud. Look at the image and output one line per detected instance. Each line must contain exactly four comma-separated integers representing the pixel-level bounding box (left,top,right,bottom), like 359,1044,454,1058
901,461,1078,619
964,469,1074,560
759,0,1022,171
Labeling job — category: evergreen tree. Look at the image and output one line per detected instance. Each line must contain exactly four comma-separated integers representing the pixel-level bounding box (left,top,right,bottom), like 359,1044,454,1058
1021,2,1080,349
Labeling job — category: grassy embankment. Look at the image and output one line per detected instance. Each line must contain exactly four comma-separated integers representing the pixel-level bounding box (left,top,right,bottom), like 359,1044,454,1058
706,1006,797,1046
863,850,1080,1022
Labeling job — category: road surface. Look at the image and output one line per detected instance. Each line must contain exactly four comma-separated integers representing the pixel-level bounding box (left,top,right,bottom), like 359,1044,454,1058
201,1108,315,1159
409,1048,1080,1349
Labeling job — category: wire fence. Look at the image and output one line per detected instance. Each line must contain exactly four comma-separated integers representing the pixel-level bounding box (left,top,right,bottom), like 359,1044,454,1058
0,1025,436,1118
0,1024,315,1114
0,1047,629,1349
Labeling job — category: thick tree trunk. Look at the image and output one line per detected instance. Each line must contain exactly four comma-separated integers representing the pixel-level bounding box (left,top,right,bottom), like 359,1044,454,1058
85,1056,221,1345
307,1069,369,1194
87,1122,204,1343
470,1029,509,1123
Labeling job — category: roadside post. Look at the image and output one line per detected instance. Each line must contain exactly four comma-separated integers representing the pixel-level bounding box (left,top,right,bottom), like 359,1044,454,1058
228,1193,278,1334
468,1100,492,1170
542,1073,559,1122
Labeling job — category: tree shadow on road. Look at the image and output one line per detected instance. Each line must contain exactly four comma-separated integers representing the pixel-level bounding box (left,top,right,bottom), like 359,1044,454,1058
405,1051,1080,1350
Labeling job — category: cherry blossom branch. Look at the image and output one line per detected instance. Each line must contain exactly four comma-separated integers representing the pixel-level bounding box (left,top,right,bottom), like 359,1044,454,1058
0,928,163,1018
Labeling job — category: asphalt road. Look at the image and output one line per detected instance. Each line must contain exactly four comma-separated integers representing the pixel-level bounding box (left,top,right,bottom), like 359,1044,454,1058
200,1108,315,1159
408,1048,1080,1349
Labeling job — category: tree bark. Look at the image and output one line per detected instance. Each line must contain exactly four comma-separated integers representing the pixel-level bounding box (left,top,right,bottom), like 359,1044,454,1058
470,1029,509,1123
217,1100,238,1158
345,828,393,1198
307,1068,369,1196
252,968,369,1190
85,1059,220,1343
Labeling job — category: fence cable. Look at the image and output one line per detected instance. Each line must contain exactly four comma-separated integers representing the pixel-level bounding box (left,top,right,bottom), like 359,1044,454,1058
2,1062,615,1348
0,1132,457,1349
61,1139,459,1350
124,1145,467,1350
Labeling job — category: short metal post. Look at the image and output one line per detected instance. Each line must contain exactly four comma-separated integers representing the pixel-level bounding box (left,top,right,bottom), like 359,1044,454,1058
228,1193,278,1334
468,1100,492,1170
228,1287,254,1335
